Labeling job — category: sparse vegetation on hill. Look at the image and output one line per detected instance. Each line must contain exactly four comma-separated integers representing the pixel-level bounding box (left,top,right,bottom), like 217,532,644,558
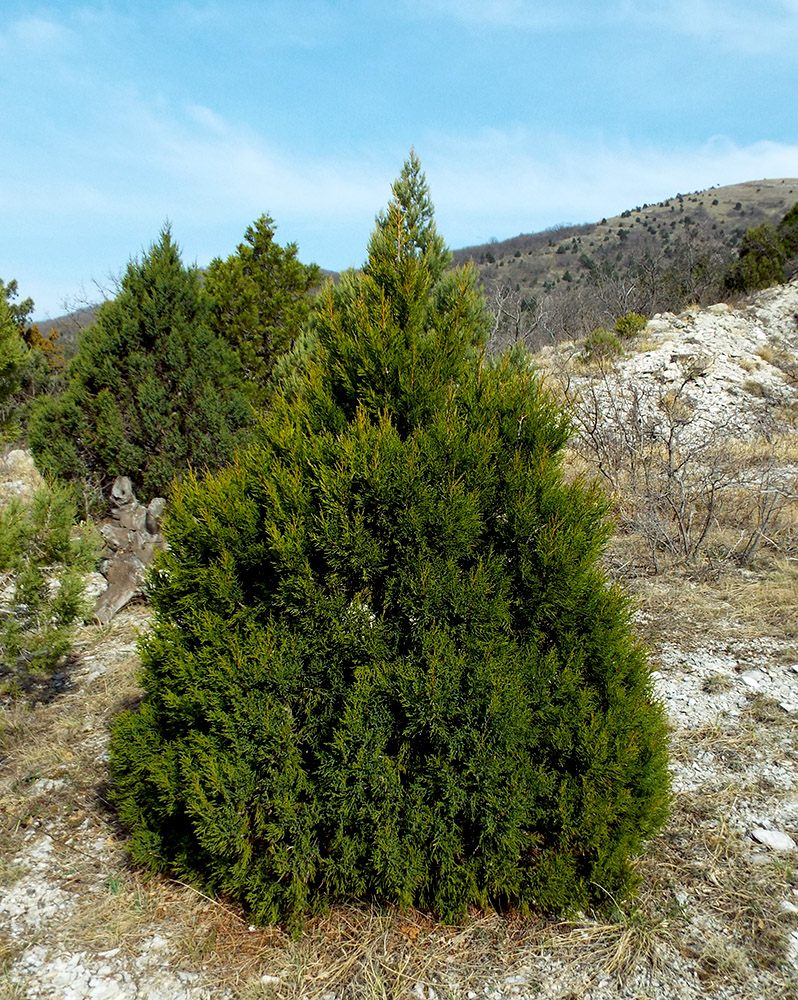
455,178,798,350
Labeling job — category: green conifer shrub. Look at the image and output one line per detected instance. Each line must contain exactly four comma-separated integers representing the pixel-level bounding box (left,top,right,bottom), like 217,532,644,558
614,311,647,339
204,215,321,405
723,222,787,294
28,227,253,506
777,201,798,274
109,155,669,929
0,482,99,689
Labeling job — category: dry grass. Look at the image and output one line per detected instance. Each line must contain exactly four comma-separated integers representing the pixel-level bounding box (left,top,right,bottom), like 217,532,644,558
720,557,798,640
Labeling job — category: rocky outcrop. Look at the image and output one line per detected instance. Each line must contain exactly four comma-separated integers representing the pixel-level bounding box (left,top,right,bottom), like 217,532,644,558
93,477,167,625
617,279,798,438
0,448,44,503
539,277,798,444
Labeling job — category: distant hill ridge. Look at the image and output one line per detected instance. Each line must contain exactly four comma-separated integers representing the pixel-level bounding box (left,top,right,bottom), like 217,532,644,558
456,177,798,350
453,178,798,266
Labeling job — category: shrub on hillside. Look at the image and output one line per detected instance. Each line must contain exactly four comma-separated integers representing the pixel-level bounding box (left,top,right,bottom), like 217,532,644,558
777,201,798,278
723,222,786,294
0,483,99,688
614,311,647,339
28,227,253,506
723,202,798,295
583,327,624,362
109,155,669,929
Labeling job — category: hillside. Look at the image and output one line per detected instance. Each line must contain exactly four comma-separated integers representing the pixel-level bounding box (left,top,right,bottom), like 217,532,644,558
2,279,798,999
453,178,798,349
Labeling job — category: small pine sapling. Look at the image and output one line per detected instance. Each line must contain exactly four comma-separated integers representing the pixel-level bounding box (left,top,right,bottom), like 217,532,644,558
0,483,99,687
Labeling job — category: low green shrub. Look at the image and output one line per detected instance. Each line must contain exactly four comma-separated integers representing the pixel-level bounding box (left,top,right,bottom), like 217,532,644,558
109,155,670,930
0,483,99,687
583,327,623,361
614,312,647,339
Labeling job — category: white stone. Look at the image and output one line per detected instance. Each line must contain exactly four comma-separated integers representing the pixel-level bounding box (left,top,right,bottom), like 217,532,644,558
751,828,796,851
740,669,768,688
789,929,798,965
30,778,66,795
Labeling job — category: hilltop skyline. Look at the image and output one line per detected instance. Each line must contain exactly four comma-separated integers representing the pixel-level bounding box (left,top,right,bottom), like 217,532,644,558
2,0,798,319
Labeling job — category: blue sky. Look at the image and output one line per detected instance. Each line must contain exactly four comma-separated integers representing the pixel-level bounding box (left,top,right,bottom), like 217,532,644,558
3,0,798,319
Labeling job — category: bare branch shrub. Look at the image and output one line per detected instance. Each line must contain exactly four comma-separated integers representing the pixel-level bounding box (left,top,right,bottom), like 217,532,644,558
556,357,798,570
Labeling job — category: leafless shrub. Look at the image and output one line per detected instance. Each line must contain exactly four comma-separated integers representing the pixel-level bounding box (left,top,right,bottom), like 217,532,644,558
555,357,798,570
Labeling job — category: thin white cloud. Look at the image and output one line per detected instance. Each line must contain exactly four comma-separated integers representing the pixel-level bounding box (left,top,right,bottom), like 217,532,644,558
422,128,798,245
119,98,390,225
77,95,798,245
0,15,75,54
623,0,798,54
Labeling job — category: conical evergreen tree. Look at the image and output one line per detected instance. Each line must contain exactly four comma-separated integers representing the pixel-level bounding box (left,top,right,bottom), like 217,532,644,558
28,227,253,504
204,215,321,404
109,156,669,928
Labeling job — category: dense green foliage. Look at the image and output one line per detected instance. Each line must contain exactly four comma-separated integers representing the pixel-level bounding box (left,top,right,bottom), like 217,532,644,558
723,201,798,294
582,327,624,361
0,293,28,440
204,216,320,404
614,311,647,339
777,201,798,261
28,228,253,505
109,155,669,928
0,483,98,685
723,222,787,293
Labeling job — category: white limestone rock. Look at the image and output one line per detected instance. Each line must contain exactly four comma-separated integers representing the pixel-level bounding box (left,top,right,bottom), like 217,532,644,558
750,828,796,851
